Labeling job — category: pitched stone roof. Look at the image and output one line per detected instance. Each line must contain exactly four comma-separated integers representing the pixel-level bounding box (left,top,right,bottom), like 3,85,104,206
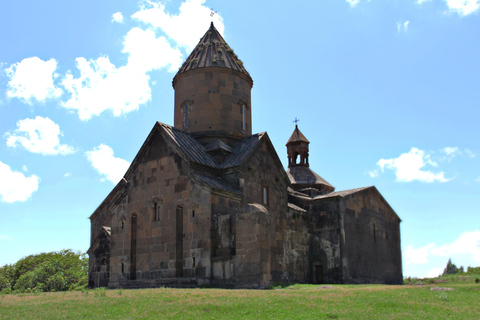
174,22,251,81
221,132,266,168
205,139,232,153
159,123,219,168
286,125,309,145
288,203,307,213
313,186,372,199
287,166,334,188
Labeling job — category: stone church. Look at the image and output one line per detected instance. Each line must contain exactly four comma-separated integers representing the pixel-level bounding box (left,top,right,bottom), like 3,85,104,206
88,23,403,288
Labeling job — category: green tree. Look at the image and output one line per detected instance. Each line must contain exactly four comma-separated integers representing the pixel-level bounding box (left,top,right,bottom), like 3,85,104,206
442,258,459,275
1,249,88,293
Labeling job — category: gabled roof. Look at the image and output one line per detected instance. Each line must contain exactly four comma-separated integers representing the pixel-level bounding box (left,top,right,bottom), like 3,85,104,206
286,125,309,145
174,22,251,83
288,203,307,213
313,186,371,199
221,133,265,168
158,123,219,168
205,139,232,153
87,226,111,255
313,186,401,221
287,166,334,188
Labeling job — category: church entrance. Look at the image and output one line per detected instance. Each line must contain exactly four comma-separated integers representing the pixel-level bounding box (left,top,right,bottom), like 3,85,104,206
314,261,324,284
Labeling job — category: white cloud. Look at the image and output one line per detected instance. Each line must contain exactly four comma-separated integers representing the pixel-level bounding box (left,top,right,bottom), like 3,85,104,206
465,149,476,158
445,0,480,16
112,12,124,23
5,116,75,156
132,0,225,51
426,267,444,278
4,57,62,104
61,28,182,120
476,176,480,183
0,161,40,203
369,148,450,182
405,243,435,265
429,230,480,263
416,0,433,4
397,20,410,32
64,172,71,177
404,230,480,266
86,144,130,183
346,0,361,7
440,146,460,161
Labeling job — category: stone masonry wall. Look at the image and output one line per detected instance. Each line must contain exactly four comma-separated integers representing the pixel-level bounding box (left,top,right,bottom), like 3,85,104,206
106,131,213,288
340,188,403,284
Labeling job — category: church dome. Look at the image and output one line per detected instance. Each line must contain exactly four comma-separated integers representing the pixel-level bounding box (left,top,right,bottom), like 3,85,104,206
172,22,253,145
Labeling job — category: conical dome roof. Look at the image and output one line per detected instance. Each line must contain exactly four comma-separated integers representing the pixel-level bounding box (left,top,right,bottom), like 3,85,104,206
174,22,251,82
286,125,310,145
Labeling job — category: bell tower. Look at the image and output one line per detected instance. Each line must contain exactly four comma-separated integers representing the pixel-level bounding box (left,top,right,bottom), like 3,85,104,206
286,125,310,167
172,23,253,147
286,124,335,195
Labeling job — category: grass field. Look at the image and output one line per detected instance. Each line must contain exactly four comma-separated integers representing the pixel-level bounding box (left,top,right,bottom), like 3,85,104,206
1,282,479,319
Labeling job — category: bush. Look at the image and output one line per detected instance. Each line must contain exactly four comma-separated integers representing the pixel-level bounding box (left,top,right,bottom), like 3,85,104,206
1,250,88,293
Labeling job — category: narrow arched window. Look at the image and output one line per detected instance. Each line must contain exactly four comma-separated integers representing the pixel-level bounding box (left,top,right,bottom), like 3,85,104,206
242,105,246,130
185,105,189,129
262,186,269,206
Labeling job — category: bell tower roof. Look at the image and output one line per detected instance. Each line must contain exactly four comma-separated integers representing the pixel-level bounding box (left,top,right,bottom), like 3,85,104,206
173,22,252,84
286,125,310,145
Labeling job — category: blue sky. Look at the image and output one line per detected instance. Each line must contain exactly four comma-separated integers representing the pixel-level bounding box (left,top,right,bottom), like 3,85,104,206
0,0,479,278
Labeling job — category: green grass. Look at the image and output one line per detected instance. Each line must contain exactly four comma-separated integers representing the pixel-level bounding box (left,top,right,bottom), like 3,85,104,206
1,282,479,319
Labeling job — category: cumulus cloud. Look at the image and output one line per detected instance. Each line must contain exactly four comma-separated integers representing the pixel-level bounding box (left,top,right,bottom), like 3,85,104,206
346,0,361,7
5,116,75,155
404,243,436,265
112,12,124,23
405,231,480,266
416,0,433,4
132,0,225,51
445,0,480,16
4,57,62,104
86,144,130,183
369,148,450,182
0,161,40,203
61,28,182,120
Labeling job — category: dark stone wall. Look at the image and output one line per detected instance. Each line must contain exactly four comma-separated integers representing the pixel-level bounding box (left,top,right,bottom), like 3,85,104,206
104,130,214,288
88,232,111,288
307,197,344,284
340,188,403,284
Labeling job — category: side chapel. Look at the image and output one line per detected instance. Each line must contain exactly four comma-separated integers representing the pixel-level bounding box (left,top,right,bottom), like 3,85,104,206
88,23,403,288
